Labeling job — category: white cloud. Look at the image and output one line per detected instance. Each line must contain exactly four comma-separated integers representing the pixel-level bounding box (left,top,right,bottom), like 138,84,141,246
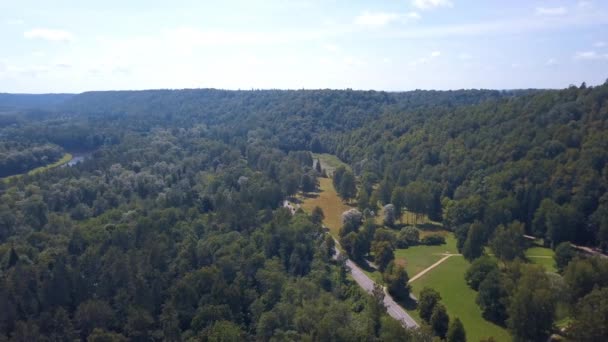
404,12,422,21
343,56,365,67
354,11,421,28
546,58,558,66
324,43,340,52
6,19,24,25
409,51,442,66
412,0,453,11
24,28,73,42
458,52,472,60
578,1,592,9
574,51,608,60
536,7,567,16
594,41,606,47
354,11,401,28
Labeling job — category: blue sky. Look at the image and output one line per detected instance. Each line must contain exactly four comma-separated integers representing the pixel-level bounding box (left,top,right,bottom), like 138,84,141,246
0,0,607,93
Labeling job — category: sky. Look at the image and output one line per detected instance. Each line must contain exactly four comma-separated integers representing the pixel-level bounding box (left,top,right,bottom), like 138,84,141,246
0,0,607,93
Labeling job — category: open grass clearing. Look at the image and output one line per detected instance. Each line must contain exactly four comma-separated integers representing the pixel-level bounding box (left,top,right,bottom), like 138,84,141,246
525,246,557,273
312,153,350,176
410,256,511,342
298,177,354,237
394,234,459,276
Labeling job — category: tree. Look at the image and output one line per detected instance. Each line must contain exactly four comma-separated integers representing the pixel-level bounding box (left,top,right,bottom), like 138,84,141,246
357,187,370,210
431,303,450,339
369,284,386,335
338,170,357,202
554,241,575,273
315,159,322,173
125,307,155,341
341,232,365,261
379,316,414,342
465,256,498,290
301,174,316,193
543,203,582,247
462,221,485,261
160,303,181,342
340,209,362,236
333,166,346,193
563,257,608,302
371,241,394,272
323,234,336,259
490,221,525,262
419,287,442,323
383,261,410,300
397,226,419,248
447,317,466,342
404,181,433,224
39,308,78,342
383,204,396,227
311,206,325,225
591,194,608,251
7,247,19,268
75,300,115,338
569,287,608,342
476,270,508,324
205,320,245,341
507,265,555,342
87,328,128,342
391,187,406,222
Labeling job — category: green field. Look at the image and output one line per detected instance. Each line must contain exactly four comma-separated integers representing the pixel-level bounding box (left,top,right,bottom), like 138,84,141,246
410,256,511,342
394,234,458,276
525,246,557,273
2,153,73,183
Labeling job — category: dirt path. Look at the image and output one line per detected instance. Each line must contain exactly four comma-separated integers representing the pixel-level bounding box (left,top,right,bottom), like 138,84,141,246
409,254,462,283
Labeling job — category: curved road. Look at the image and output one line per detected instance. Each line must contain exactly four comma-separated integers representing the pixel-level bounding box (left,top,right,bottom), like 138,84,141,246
333,238,419,328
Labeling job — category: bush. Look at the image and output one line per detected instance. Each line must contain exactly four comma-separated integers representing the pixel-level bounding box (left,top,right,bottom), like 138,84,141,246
421,234,446,246
397,226,420,248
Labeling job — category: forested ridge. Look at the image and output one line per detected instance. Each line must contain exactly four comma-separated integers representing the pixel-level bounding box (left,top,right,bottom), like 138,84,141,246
333,83,608,250
0,83,607,341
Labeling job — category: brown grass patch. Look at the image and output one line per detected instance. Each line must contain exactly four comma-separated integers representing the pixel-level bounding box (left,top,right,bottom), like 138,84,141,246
299,177,354,237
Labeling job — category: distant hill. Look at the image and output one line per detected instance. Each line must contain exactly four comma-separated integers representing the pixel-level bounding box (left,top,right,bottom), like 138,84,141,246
0,93,75,110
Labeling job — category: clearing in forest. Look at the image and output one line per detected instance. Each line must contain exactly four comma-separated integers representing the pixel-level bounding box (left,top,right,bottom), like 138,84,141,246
410,256,511,342
298,160,510,341
299,177,354,237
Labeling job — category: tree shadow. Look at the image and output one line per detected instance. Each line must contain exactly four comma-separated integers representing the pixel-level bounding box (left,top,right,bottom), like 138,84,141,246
395,294,418,311
354,258,377,273
416,222,444,231
300,192,320,199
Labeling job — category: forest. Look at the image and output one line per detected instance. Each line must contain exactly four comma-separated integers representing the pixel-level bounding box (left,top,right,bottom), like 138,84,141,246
0,82,607,341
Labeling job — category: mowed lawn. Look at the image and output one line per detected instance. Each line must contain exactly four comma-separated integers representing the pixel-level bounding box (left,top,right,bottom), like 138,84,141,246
525,246,557,273
410,256,511,342
299,177,354,237
394,234,458,276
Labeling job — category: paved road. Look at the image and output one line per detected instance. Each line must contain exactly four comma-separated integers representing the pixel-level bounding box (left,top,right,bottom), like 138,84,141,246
333,238,419,328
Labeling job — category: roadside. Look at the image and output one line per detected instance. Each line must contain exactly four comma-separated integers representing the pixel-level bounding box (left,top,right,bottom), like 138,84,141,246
332,236,419,328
